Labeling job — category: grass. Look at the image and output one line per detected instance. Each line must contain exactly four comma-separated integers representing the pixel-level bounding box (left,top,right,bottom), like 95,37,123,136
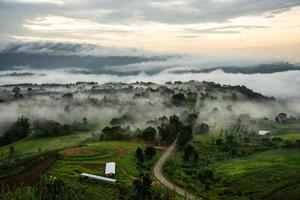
42,141,162,200
165,147,300,200
164,119,300,200
213,148,300,199
47,140,161,186
277,133,300,141
256,119,300,135
0,131,95,160
1,140,163,200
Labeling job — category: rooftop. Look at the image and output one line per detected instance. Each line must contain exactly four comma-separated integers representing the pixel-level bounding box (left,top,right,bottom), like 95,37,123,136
105,162,116,175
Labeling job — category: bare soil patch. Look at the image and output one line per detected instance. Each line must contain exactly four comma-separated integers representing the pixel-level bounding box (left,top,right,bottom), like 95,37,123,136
0,155,57,189
115,147,127,155
64,147,96,156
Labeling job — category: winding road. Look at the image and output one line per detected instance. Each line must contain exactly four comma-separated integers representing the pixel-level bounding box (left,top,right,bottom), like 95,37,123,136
154,139,201,200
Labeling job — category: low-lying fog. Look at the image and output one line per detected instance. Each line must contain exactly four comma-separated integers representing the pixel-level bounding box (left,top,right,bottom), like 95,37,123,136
0,42,299,101
0,42,299,134
0,69,299,101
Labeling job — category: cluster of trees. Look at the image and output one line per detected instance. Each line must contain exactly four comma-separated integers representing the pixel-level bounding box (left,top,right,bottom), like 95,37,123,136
172,93,197,107
101,126,131,140
104,113,209,148
275,113,297,124
197,169,215,190
110,113,135,126
135,146,157,166
194,123,209,134
132,173,176,200
158,115,182,145
132,173,152,200
185,113,198,127
227,85,274,101
183,144,199,164
177,125,193,149
138,127,156,143
33,120,71,137
33,118,90,137
172,93,186,106
0,117,30,146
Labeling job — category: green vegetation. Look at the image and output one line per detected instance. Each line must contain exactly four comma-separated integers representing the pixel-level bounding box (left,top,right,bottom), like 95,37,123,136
164,120,300,199
1,140,164,200
0,80,299,199
0,117,30,146
0,131,94,159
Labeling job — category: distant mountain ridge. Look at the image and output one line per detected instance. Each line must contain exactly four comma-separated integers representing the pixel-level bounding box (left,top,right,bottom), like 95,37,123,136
0,42,299,75
0,42,168,74
171,63,300,74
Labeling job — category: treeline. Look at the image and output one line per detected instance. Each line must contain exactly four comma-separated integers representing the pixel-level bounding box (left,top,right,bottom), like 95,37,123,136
33,117,90,137
0,117,30,146
0,117,93,146
101,114,186,145
101,112,210,148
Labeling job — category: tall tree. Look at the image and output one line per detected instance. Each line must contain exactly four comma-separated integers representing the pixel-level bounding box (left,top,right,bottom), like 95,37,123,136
135,147,144,166
133,173,153,200
144,146,156,159
142,127,156,143
177,125,193,148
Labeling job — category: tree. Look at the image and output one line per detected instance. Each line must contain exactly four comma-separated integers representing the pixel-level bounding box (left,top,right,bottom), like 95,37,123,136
225,134,236,145
195,123,209,134
158,123,176,145
133,173,152,200
198,169,214,190
33,120,70,137
177,125,193,148
158,115,182,145
135,147,144,166
231,92,238,101
82,117,87,125
144,146,156,159
215,138,223,145
9,146,15,158
12,87,23,98
186,113,198,127
275,113,289,124
193,151,199,164
169,115,182,133
172,93,185,106
141,127,156,143
184,145,195,161
0,117,30,146
101,126,130,140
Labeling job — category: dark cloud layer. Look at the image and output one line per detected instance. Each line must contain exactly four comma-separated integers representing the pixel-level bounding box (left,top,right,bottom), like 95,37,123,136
0,0,300,39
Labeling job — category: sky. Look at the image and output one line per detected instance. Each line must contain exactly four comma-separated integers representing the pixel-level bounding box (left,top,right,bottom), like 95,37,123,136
1,0,300,61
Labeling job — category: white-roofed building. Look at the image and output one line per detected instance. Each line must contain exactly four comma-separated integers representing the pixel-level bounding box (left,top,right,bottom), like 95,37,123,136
105,162,116,177
258,130,270,135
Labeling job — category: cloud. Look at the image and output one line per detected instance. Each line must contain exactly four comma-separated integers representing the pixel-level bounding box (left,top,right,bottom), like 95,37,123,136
184,25,269,34
2,0,65,5
0,41,159,57
1,0,299,35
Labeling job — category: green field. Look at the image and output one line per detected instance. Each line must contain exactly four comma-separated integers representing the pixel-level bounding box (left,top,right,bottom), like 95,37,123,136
0,131,95,160
165,147,300,200
0,138,164,200
48,141,161,185
164,120,300,200
213,148,300,199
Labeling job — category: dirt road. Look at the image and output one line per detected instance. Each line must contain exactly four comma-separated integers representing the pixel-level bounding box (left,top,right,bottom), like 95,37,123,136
154,139,201,200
